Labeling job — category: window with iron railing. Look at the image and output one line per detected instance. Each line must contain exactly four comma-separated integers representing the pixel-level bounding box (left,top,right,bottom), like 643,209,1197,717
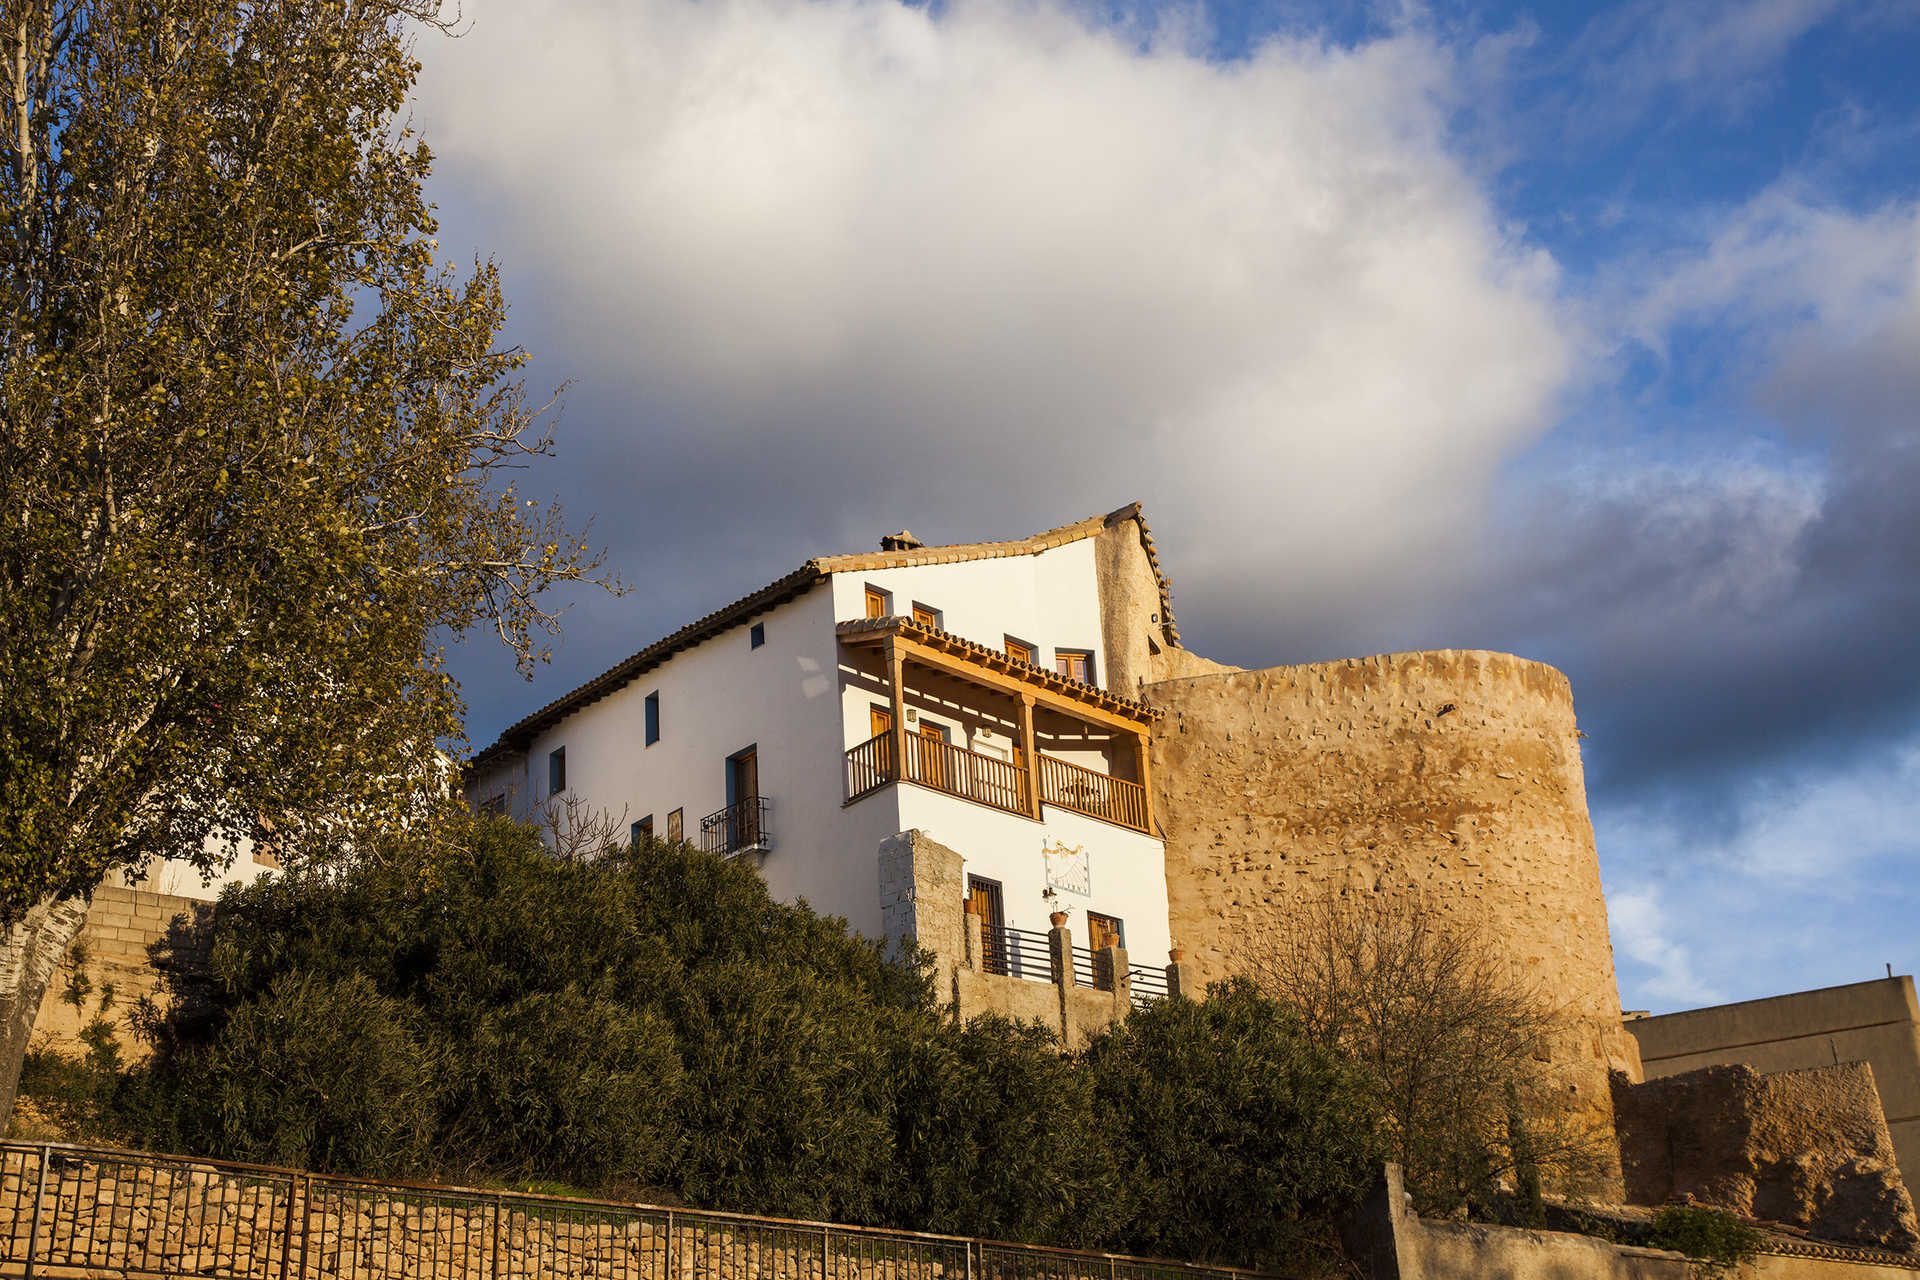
700,795,770,857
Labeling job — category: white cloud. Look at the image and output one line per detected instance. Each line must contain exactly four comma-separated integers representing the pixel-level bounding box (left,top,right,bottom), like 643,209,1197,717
1605,884,1722,1008
414,0,1573,628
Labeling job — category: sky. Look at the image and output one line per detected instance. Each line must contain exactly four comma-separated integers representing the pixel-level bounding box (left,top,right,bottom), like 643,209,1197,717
414,0,1920,1017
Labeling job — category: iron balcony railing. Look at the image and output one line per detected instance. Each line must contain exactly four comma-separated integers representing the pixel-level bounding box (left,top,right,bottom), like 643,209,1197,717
1128,964,1171,1010
0,1142,1278,1280
980,925,1055,983
1071,945,1116,992
699,796,770,858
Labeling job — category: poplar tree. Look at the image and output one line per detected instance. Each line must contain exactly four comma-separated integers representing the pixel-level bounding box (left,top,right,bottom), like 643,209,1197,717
0,0,605,1119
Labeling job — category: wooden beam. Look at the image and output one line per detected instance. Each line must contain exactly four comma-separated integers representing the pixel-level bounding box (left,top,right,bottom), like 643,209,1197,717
886,637,907,787
1017,693,1039,819
888,634,1152,735
1134,728,1157,835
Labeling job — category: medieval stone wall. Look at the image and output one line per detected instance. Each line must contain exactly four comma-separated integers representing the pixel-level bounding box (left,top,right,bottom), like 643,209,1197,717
30,885,210,1058
1142,649,1642,1173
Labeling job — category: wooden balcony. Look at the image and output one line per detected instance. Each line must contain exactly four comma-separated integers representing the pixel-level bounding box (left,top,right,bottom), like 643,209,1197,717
844,733,1149,832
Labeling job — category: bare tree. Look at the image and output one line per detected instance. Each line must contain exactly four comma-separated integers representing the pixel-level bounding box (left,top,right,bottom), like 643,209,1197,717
1251,891,1613,1217
540,791,631,866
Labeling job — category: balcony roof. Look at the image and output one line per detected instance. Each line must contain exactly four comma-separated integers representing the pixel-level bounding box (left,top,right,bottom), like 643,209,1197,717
838,616,1163,728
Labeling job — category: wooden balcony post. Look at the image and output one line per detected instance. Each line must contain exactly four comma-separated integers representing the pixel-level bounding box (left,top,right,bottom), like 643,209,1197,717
886,637,908,785
1017,692,1039,818
1133,728,1155,834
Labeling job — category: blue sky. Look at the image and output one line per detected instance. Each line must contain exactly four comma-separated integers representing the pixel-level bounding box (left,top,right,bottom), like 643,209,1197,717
417,0,1920,1016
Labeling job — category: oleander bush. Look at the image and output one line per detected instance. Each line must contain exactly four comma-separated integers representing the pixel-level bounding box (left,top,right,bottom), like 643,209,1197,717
34,816,1387,1269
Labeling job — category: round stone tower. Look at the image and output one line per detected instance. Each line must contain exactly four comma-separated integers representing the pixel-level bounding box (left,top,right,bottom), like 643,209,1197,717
1145,649,1641,1179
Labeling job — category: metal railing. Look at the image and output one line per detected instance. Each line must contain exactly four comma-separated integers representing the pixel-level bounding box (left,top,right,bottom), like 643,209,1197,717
1070,946,1115,992
979,925,1055,983
700,796,771,858
1127,965,1170,1010
0,1143,1274,1280
1038,757,1147,833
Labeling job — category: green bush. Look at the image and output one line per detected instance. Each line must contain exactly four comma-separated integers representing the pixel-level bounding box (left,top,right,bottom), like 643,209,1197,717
104,818,1394,1269
1082,978,1387,1268
1645,1205,1763,1278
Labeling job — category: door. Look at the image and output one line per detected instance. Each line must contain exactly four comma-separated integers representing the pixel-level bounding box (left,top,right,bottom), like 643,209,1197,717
968,877,1006,975
726,747,760,850
916,720,949,790
1087,912,1124,989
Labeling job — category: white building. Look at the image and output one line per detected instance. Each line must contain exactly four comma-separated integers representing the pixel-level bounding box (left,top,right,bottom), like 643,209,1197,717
465,505,1183,977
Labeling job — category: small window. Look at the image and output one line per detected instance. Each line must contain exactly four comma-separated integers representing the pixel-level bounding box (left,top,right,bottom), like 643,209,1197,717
1054,649,1093,684
630,816,654,846
645,691,660,746
1005,636,1035,665
749,622,765,649
547,747,567,795
667,808,684,841
864,586,890,618
480,794,508,817
910,602,941,630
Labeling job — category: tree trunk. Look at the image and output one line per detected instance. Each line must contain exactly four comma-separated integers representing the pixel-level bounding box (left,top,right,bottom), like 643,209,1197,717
0,895,90,1129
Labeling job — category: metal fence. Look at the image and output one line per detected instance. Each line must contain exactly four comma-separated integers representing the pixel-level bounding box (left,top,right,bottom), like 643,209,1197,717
0,1143,1276,1280
1126,965,1170,1010
979,926,1054,983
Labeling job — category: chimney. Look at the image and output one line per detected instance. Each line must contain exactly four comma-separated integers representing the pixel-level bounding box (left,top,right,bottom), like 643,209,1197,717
880,530,924,552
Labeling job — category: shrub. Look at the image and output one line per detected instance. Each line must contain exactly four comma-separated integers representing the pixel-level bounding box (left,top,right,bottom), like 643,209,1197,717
1082,978,1387,1269
1645,1206,1763,1278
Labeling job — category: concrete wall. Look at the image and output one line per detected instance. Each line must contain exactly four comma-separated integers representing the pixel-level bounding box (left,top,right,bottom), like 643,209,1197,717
30,885,211,1058
1342,1163,1692,1280
1143,649,1641,1185
1628,978,1920,1190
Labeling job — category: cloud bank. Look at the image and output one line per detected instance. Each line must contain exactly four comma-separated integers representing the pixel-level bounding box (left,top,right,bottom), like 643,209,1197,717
417,0,1573,637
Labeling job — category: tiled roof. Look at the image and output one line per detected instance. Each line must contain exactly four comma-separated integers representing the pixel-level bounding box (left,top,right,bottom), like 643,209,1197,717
467,504,1175,770
836,615,1162,721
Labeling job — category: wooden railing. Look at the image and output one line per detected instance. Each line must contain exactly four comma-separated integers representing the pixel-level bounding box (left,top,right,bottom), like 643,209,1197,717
906,733,1028,816
1039,755,1148,832
846,732,894,801
847,735,1148,832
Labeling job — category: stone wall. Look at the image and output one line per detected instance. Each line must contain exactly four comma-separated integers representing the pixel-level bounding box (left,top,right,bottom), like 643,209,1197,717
30,885,211,1058
1614,1062,1920,1251
1626,977,1920,1190
1143,650,1641,1183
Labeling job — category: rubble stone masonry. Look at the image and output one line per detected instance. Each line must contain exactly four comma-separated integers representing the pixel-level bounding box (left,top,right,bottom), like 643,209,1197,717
1143,649,1643,1175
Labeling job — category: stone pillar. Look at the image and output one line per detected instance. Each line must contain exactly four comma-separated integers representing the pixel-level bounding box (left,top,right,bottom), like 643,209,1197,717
877,830,966,976
963,898,984,971
1104,944,1130,1019
1049,912,1076,1044
1166,947,1197,1000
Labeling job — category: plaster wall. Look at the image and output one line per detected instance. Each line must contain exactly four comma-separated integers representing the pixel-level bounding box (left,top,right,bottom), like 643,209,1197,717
1627,978,1920,1188
513,585,864,929
1143,649,1640,1173
830,540,1108,688
880,785,1170,964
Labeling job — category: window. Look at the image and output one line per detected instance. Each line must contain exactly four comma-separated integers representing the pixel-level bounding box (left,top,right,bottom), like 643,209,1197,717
547,747,567,795
968,877,1007,975
1087,912,1126,990
645,691,660,746
630,816,654,846
749,621,765,649
1005,636,1035,665
667,808,684,841
1054,649,1094,684
910,602,941,629
864,586,890,618
480,794,508,817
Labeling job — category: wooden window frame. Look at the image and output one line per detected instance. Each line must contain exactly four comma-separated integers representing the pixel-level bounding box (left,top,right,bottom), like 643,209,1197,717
1054,648,1095,685
630,816,654,845
1004,635,1036,666
864,585,891,619
910,601,941,630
